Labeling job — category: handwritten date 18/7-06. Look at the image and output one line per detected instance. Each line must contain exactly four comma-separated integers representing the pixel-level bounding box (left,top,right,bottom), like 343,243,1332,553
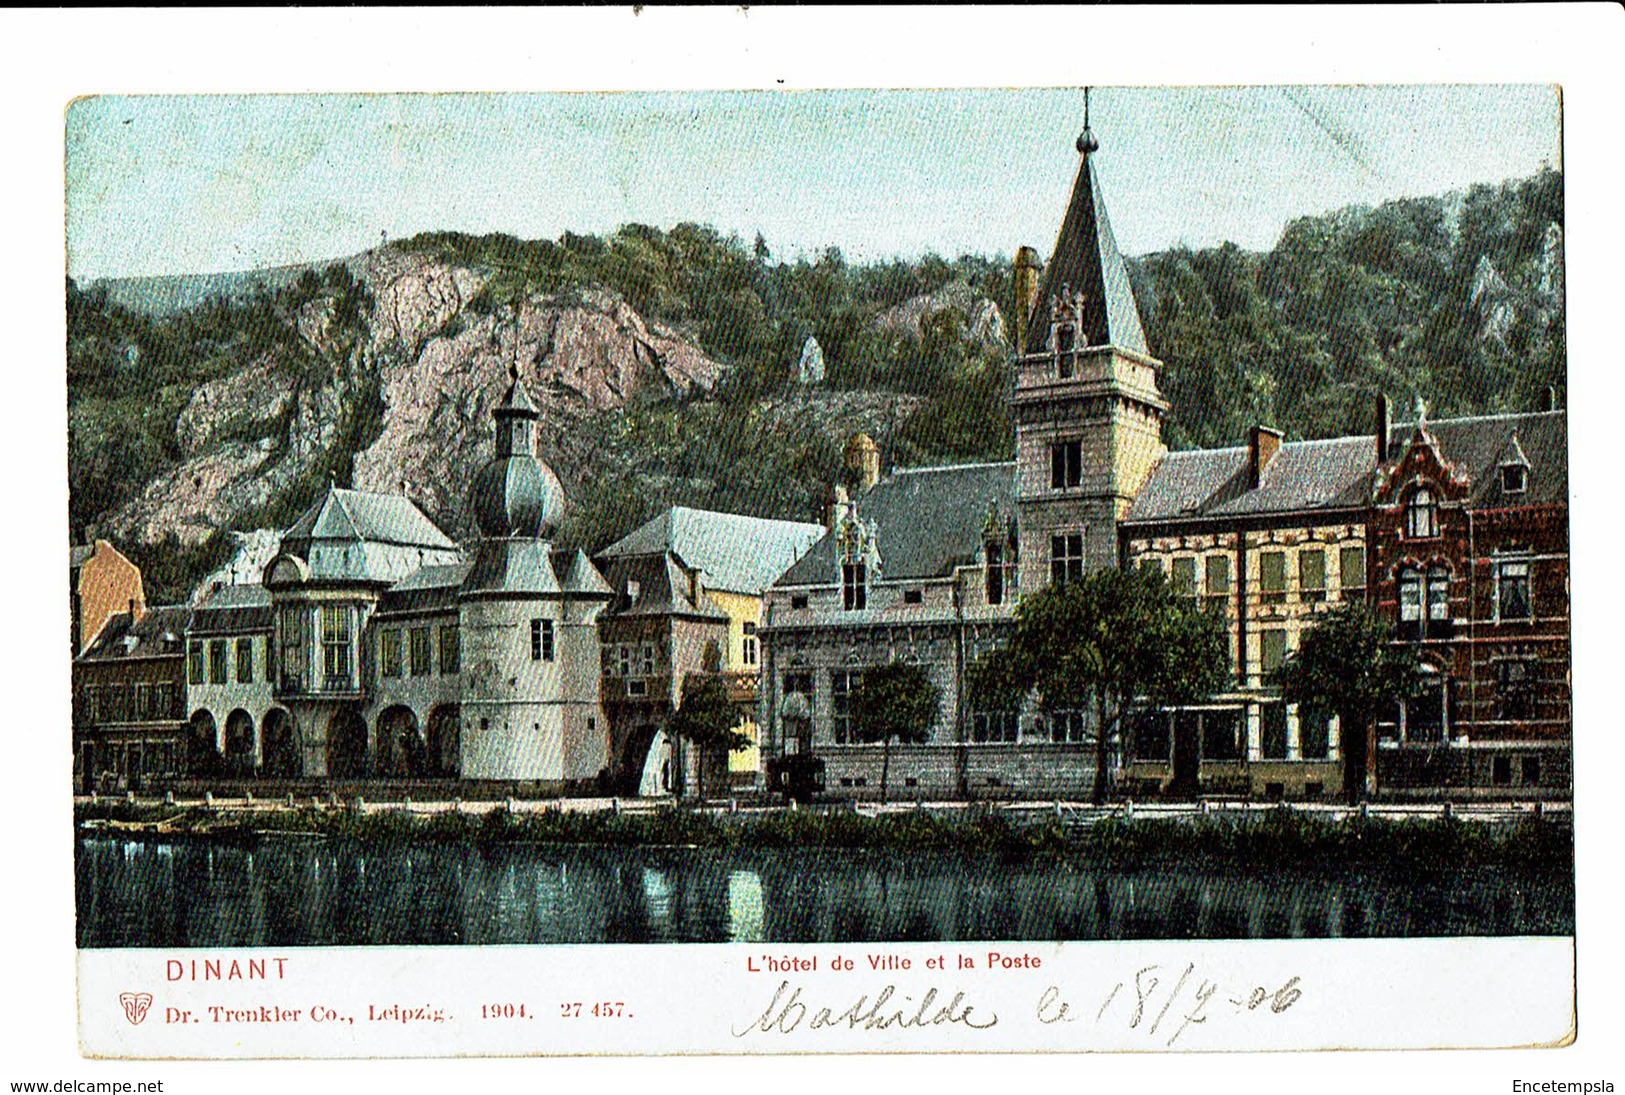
560,1001,631,1019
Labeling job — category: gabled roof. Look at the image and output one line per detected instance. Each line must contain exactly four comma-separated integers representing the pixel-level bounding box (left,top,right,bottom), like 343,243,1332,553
777,461,1016,587
1023,134,1149,357
1125,410,1568,525
600,506,825,595
78,604,192,661
283,487,456,551
599,552,729,621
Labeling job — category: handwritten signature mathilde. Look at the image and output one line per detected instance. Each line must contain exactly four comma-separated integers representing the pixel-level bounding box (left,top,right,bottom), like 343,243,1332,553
732,952,1302,1047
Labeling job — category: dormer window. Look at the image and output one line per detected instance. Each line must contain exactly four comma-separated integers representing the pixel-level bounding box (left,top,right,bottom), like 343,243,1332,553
1405,487,1440,539
1501,463,1528,494
841,562,867,611
1054,323,1076,378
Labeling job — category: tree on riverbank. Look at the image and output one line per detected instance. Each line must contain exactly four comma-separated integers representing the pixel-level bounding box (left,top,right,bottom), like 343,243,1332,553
970,567,1230,804
852,661,941,803
665,674,751,801
1273,603,1423,802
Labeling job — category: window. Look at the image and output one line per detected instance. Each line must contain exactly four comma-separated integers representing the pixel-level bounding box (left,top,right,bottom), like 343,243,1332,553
1398,566,1423,636
1051,532,1085,588
1405,487,1439,539
1339,546,1366,601
410,627,432,676
1137,556,1164,577
640,644,655,676
1501,464,1528,494
902,588,923,605
278,604,310,692
320,604,352,690
1202,710,1243,761
1259,552,1286,604
439,623,460,674
1497,560,1531,621
1299,550,1326,603
1130,711,1171,762
1055,323,1076,376
1426,566,1452,636
531,618,555,662
1205,555,1231,602
841,562,867,611
783,672,814,703
1050,709,1092,744
790,594,808,610
1521,756,1541,786
1170,557,1197,602
236,637,254,683
742,621,758,666
209,639,228,685
971,709,1020,744
1492,755,1512,786
381,630,402,678
188,642,204,685
618,644,633,677
985,539,1017,606
1260,630,1287,675
831,670,857,744
1261,703,1288,760
1496,659,1535,721
1300,709,1331,760
1051,440,1082,489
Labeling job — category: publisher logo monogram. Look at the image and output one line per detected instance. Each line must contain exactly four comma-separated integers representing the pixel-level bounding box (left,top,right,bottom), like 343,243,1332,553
119,992,153,1025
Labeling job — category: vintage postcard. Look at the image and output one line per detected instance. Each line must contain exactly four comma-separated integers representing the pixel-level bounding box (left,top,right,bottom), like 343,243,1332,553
29,5,1617,1080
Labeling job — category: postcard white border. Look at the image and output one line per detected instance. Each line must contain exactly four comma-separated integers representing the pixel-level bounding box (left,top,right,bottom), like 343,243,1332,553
6,3,1622,1091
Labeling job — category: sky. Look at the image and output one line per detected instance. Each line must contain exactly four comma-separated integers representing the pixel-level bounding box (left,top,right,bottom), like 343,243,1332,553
65,85,1561,282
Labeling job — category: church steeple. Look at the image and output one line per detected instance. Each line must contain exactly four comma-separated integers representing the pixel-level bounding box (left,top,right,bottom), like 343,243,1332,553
1022,91,1148,357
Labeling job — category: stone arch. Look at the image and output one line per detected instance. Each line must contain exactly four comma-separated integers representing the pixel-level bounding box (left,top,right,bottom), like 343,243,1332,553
261,708,299,779
426,704,461,778
327,708,369,779
375,705,426,778
186,709,222,777
616,722,662,796
224,709,257,776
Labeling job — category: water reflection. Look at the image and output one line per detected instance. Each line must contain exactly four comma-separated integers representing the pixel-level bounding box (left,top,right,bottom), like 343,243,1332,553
75,837,1573,948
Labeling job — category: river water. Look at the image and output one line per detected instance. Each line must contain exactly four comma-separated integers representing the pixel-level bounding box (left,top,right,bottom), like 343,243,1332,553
75,836,1572,947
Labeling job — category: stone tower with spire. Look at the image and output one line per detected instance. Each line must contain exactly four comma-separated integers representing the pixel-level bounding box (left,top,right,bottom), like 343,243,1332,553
1012,98,1167,594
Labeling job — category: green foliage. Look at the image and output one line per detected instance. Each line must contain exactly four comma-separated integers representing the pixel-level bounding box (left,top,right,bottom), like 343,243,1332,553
972,568,1230,803
852,661,942,802
665,675,751,800
1274,603,1424,731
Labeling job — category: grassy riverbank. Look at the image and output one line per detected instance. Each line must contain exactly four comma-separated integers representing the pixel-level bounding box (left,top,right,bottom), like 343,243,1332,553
74,799,1571,877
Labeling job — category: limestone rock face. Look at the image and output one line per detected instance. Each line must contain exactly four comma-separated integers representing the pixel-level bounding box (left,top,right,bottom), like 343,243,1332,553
875,281,1007,349
103,246,727,551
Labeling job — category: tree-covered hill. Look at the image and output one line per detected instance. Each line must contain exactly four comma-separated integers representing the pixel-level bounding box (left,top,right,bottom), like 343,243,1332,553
67,168,1564,603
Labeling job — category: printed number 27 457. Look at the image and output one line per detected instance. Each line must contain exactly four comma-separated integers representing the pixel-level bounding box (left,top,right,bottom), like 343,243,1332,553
560,1002,629,1019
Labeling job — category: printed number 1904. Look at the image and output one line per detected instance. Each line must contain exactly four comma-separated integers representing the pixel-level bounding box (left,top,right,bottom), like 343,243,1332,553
560,1002,630,1019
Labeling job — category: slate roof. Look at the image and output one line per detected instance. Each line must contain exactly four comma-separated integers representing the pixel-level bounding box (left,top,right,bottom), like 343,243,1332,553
187,583,272,635
777,461,1016,587
599,552,729,621
1023,136,1149,357
375,561,474,616
78,604,192,661
1125,411,1567,525
283,487,457,551
600,506,825,595
459,541,613,599
70,544,96,569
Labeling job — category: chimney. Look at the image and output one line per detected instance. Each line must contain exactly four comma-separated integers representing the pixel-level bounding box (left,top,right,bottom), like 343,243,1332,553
1248,425,1283,490
826,484,850,531
1543,385,1558,413
843,434,880,495
1376,393,1392,464
1013,245,1041,350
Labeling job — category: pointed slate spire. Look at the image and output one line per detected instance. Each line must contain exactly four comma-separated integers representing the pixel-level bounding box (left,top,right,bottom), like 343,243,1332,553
1023,93,1149,357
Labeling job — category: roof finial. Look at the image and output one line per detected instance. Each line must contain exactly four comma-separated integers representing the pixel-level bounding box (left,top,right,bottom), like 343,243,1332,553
508,361,519,383
1076,86,1099,156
